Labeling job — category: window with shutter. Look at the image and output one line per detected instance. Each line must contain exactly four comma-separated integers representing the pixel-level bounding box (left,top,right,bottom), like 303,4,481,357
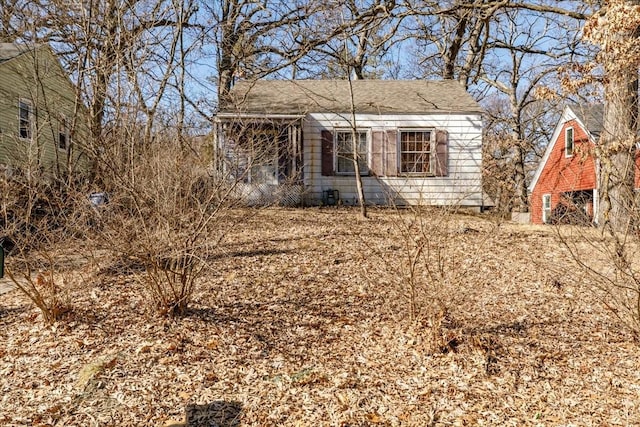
399,130,432,174
396,129,448,176
334,130,368,175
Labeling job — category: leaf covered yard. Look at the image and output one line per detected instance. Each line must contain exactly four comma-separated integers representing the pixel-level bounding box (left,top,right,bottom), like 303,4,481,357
1,208,639,426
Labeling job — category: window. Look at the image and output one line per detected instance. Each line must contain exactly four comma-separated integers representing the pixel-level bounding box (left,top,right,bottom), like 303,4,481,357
565,127,574,157
335,130,368,174
400,130,432,174
542,194,552,224
18,100,32,139
58,116,69,150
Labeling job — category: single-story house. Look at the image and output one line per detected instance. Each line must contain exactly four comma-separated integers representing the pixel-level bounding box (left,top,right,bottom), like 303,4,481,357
214,79,484,207
529,104,640,224
0,43,87,177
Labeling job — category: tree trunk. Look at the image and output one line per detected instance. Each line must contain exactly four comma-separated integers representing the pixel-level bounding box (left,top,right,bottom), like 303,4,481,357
512,139,529,212
598,75,638,232
347,76,367,219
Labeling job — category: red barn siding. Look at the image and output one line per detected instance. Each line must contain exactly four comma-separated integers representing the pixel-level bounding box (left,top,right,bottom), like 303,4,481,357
531,120,597,224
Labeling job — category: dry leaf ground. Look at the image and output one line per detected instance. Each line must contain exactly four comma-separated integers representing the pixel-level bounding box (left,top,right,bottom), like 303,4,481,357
1,207,639,426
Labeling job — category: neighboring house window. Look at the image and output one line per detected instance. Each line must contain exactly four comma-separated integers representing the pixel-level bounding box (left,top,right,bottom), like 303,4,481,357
542,194,552,223
58,116,69,150
400,130,432,174
565,127,574,157
335,130,368,174
18,100,32,139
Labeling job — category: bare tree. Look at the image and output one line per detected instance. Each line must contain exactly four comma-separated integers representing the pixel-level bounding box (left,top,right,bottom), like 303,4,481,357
209,0,324,103
346,77,368,218
0,0,30,41
38,0,198,141
298,0,401,79
405,1,596,213
479,8,577,211
405,0,502,88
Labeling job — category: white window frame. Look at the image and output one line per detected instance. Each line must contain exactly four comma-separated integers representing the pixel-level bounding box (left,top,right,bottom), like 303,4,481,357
334,129,369,175
565,127,574,158
58,115,69,151
18,99,33,140
398,128,434,175
542,194,552,224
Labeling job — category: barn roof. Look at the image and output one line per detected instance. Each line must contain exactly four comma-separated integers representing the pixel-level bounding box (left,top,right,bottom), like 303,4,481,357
219,79,482,116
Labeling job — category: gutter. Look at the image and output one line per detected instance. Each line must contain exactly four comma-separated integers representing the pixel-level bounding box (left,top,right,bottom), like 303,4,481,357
215,113,306,121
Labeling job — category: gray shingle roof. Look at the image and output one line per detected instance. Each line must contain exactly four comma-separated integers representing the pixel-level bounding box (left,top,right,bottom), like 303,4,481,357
221,79,482,115
572,104,604,136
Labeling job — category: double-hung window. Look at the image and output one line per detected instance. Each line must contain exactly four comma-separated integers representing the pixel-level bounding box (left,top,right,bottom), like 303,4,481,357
565,127,574,157
542,194,552,223
400,129,432,174
335,130,368,175
18,100,32,139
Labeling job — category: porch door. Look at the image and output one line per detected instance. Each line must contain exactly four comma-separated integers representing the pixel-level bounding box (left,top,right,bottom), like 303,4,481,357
249,128,279,185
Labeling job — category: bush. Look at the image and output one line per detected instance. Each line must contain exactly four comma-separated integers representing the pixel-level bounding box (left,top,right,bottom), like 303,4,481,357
90,133,236,316
0,169,82,324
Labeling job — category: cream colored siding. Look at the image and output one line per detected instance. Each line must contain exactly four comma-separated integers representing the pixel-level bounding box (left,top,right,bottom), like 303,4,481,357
304,112,483,206
0,45,87,175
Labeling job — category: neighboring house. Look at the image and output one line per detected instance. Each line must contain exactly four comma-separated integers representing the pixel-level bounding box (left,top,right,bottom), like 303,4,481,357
214,79,484,207
529,104,640,224
0,43,86,177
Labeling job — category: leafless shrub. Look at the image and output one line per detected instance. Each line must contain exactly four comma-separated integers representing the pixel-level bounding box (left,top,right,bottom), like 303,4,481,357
5,260,71,325
555,215,640,339
0,169,84,324
89,130,239,316
368,203,496,352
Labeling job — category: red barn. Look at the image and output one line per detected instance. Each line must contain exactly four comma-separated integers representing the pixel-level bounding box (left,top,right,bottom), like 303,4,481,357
529,104,640,225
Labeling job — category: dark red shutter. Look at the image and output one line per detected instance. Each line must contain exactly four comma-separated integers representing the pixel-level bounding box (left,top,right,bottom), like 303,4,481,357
321,129,334,176
385,130,398,177
434,129,448,177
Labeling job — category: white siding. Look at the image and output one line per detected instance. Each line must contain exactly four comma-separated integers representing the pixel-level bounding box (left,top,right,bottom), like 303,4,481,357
303,112,483,207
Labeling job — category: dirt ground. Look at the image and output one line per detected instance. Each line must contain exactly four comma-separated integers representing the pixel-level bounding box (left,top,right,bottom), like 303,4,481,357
1,207,639,426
